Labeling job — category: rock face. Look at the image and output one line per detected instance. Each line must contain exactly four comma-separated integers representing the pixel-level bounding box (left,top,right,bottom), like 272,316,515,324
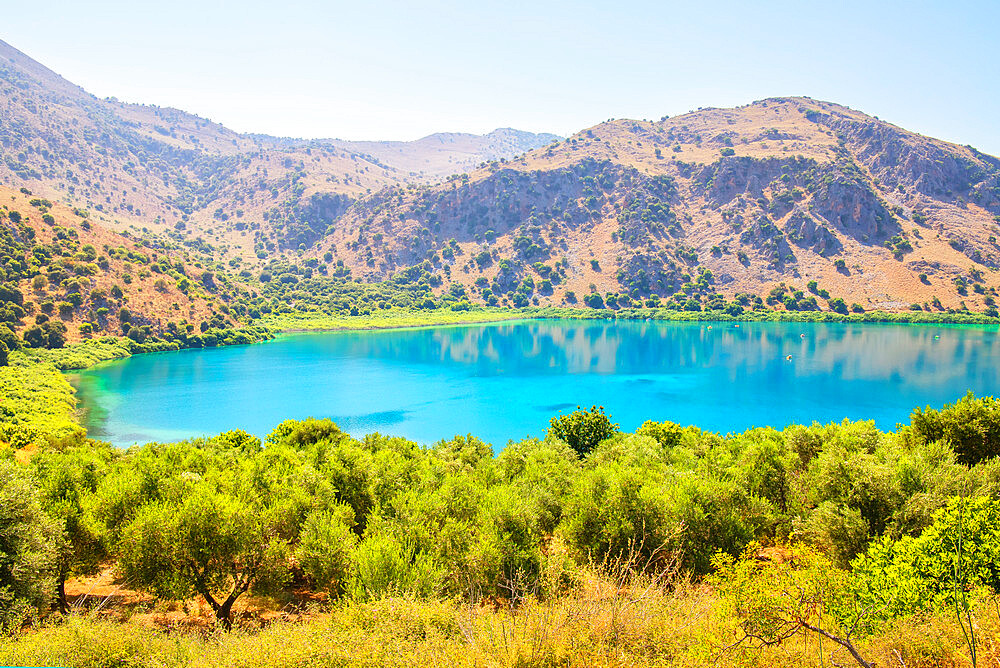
0,36,998,313
320,98,1000,312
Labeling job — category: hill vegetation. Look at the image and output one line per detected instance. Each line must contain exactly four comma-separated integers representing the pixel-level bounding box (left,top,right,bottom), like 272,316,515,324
3,397,1000,666
0,39,557,264
323,100,1000,316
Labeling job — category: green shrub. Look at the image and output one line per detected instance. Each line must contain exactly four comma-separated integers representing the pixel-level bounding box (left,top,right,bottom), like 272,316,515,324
560,463,675,565
548,405,620,457
349,527,443,601
911,392,1000,465
851,496,1000,623
267,417,346,449
297,505,357,597
636,420,684,448
0,461,59,629
465,485,542,598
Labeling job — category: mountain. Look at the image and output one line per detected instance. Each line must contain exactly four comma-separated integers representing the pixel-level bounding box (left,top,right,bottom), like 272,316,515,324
318,99,1000,312
2,37,999,315
0,39,558,259
325,128,561,181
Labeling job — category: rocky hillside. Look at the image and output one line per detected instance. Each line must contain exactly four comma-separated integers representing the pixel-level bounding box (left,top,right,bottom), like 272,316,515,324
0,39,556,261
2,36,999,315
319,99,1000,312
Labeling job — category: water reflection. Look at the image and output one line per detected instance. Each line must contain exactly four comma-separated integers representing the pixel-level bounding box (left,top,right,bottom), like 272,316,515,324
74,320,1000,447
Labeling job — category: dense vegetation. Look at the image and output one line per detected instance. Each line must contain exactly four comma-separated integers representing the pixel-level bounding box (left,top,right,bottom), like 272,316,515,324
4,393,1000,665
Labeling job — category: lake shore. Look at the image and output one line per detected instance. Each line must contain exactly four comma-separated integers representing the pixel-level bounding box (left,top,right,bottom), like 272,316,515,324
4,306,998,450
261,305,1000,334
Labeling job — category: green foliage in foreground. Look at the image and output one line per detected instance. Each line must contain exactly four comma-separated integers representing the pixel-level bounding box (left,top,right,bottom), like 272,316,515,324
7,397,1000,635
548,405,620,456
0,461,59,630
851,495,1000,623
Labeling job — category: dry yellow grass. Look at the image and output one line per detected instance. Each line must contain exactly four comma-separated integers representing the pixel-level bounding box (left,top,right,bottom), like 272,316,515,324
6,569,1000,668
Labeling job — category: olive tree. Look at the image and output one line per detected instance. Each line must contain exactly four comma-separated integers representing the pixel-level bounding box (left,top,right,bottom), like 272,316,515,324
548,405,620,456
90,438,299,629
296,505,356,597
114,478,290,628
0,461,59,629
31,445,111,612
911,392,1000,466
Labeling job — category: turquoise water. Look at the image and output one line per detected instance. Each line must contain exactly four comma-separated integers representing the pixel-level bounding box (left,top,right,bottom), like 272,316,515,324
72,319,1000,448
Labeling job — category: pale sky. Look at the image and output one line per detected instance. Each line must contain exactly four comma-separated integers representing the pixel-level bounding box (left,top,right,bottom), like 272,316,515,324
5,0,999,154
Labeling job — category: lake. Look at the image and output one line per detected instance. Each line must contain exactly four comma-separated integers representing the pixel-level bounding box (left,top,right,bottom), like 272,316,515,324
72,319,1000,448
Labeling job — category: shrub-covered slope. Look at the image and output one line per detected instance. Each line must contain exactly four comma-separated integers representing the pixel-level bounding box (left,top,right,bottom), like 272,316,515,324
323,99,1000,313
0,185,238,345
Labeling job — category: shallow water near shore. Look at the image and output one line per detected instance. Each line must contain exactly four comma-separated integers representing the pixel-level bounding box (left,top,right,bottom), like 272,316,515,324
72,319,1000,448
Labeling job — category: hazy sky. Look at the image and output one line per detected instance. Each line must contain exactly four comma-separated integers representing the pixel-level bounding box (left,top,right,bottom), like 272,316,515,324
5,1,999,153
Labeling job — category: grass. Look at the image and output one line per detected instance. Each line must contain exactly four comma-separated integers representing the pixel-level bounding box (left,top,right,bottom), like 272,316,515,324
262,305,1000,334
0,352,82,450
261,306,586,332
22,337,140,371
2,571,997,667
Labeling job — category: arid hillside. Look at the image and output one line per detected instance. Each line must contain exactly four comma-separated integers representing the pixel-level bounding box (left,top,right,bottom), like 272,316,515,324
3,36,999,314
0,185,237,343
0,40,556,262
320,98,1000,312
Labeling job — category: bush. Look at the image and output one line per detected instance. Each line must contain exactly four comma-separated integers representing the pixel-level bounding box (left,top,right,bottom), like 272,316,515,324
712,542,866,662
548,405,619,456
297,506,357,597
828,297,848,314
465,485,542,598
0,461,59,629
635,420,683,448
911,392,1000,465
267,417,345,449
851,496,1000,623
559,463,675,565
349,528,442,601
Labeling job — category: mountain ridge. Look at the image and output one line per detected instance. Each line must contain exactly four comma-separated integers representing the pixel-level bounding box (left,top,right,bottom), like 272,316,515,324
2,38,999,318
0,38,559,253
316,96,1000,312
